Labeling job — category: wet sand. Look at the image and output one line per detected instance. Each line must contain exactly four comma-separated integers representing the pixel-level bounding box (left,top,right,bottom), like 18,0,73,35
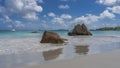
24,50,120,68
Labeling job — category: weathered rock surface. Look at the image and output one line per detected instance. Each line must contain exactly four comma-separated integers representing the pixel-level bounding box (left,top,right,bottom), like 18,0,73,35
68,24,92,36
40,31,64,44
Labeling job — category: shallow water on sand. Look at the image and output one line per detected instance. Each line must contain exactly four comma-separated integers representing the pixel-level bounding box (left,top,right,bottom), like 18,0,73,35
0,36,120,68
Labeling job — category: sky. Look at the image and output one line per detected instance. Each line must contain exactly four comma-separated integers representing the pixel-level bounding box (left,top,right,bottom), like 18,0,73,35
0,0,120,30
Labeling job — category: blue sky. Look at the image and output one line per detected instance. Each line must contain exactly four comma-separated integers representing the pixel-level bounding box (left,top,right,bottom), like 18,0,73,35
0,0,120,30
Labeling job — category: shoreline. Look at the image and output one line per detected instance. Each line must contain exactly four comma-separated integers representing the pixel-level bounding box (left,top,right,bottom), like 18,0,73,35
0,35,120,68
0,35,120,55
24,50,120,68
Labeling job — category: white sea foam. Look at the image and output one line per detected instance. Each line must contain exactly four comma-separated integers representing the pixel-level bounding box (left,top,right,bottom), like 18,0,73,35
0,36,120,55
0,38,65,55
68,36,120,46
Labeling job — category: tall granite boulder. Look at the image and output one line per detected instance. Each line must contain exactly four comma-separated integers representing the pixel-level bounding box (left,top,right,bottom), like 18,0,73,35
40,31,64,44
68,24,92,36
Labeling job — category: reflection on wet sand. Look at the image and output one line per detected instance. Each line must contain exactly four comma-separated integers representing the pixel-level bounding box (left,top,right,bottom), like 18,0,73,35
43,48,63,61
75,46,89,55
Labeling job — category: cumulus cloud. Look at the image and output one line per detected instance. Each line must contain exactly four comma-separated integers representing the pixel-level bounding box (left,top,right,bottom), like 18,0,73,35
47,13,72,25
0,15,12,23
36,0,43,3
100,10,115,19
97,0,120,6
23,12,39,20
0,0,43,20
48,13,72,29
96,0,120,18
51,14,72,24
49,10,115,29
74,14,99,24
48,12,56,17
5,20,25,28
60,14,72,19
73,10,115,24
96,0,120,15
4,16,12,23
52,17,64,24
15,21,25,27
107,6,120,14
58,4,70,9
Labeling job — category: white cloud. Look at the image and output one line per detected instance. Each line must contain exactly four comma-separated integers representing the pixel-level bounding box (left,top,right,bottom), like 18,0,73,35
96,0,120,19
0,15,13,24
58,4,70,9
60,14,72,19
96,0,120,23
1,15,25,28
51,14,72,24
74,14,99,24
49,10,114,29
51,17,69,29
108,6,120,14
100,10,115,19
49,13,72,29
48,12,56,17
96,0,120,14
52,17,64,24
23,12,38,20
0,0,43,20
4,15,12,23
47,13,71,26
97,0,119,6
73,10,115,24
15,21,25,27
36,0,43,3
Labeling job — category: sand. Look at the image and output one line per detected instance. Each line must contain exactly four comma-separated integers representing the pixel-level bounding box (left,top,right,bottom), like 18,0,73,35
23,50,120,68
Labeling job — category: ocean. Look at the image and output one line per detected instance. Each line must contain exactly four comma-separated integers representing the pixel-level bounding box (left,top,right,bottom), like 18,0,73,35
0,30,120,38
0,30,120,68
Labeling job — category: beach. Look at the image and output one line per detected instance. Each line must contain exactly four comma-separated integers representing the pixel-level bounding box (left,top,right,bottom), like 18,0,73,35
24,49,120,68
0,31,120,68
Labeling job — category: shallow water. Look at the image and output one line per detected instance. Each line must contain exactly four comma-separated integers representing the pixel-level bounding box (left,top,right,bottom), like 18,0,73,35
0,30,120,38
0,35,120,68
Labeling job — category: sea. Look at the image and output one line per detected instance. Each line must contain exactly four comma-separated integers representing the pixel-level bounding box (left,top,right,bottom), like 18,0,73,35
0,30,120,68
0,30,120,38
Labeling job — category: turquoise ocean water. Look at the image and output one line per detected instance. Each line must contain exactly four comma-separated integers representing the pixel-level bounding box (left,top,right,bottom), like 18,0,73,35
0,30,120,38
0,30,67,38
